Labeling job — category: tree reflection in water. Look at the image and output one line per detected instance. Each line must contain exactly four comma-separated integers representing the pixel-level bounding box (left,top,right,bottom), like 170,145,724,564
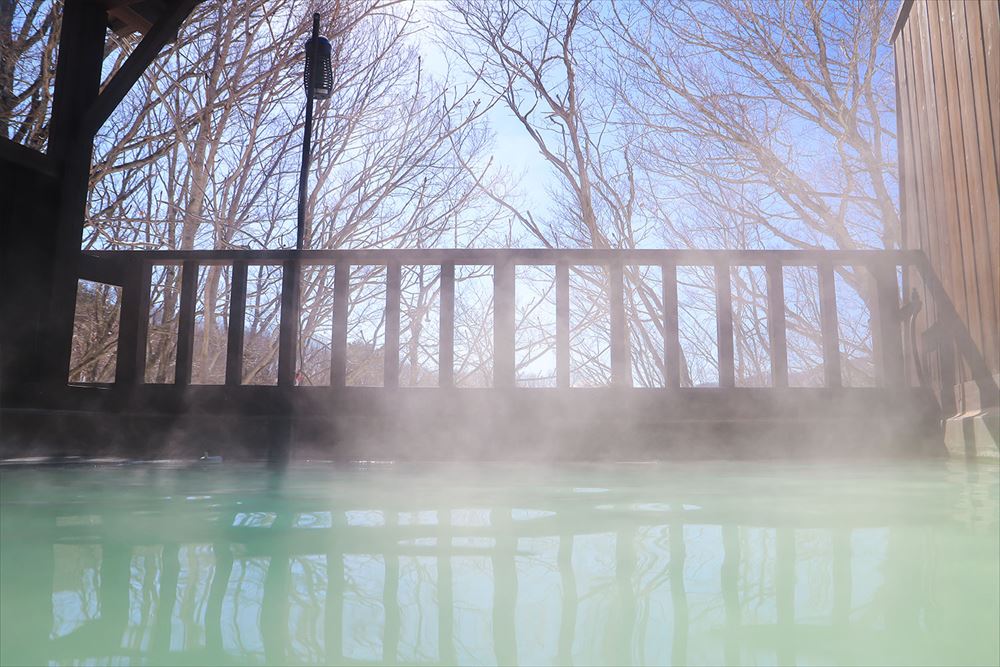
0,461,997,666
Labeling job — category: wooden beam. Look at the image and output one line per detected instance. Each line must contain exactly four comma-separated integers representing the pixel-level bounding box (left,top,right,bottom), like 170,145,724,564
84,247,926,267
45,0,108,385
78,253,124,286
80,0,201,141
0,137,57,178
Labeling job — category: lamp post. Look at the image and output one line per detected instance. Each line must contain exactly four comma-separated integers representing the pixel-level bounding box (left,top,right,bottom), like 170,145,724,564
279,13,332,392
298,12,333,250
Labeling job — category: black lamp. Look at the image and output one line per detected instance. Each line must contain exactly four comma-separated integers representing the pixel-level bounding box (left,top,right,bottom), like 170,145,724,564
304,30,333,100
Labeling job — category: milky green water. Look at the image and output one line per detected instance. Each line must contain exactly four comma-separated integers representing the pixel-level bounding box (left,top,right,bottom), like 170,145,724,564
0,460,997,667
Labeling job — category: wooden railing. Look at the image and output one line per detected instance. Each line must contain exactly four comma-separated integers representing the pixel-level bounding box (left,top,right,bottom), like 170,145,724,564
78,248,925,391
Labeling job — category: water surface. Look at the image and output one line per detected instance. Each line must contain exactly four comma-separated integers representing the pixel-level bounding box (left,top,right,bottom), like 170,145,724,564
1,460,997,666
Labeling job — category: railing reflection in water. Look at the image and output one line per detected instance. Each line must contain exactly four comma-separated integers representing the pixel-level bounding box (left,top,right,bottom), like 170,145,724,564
1,465,997,667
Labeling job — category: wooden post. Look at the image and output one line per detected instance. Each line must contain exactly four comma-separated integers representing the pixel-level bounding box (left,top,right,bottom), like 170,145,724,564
330,263,350,387
494,261,515,388
716,262,735,387
225,261,248,386
116,260,151,385
610,261,631,387
556,262,570,388
767,260,789,388
440,262,455,387
662,262,681,389
818,261,842,388
871,261,905,388
45,0,108,385
174,260,198,386
277,260,299,387
384,262,401,389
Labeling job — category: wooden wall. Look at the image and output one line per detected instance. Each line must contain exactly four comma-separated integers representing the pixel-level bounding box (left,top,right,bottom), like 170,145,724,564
893,0,1000,413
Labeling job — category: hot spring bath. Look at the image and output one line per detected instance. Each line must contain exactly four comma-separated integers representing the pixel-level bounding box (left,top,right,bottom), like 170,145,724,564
1,460,997,666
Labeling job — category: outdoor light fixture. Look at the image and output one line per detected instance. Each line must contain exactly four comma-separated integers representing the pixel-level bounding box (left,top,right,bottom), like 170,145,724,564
303,25,333,100
297,12,330,250
288,12,332,387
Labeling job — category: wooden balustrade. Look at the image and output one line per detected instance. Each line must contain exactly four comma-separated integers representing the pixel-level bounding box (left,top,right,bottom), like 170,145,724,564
77,248,926,391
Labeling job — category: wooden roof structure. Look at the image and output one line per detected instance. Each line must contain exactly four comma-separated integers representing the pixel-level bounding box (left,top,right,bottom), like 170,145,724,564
99,0,200,37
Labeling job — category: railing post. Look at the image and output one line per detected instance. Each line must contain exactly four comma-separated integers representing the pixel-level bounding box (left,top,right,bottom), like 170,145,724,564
767,260,789,388
610,261,631,387
715,262,735,387
556,262,570,388
494,260,515,388
871,261,905,388
174,260,198,386
662,261,680,389
384,261,401,389
818,261,842,388
115,259,151,385
277,260,299,387
225,261,247,386
439,262,455,388
330,263,350,387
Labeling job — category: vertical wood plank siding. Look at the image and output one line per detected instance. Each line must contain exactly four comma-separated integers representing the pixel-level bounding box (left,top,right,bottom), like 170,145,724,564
893,0,1000,412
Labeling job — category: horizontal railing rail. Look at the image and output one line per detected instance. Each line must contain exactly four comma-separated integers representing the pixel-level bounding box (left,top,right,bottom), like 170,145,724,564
84,247,922,265
77,248,926,392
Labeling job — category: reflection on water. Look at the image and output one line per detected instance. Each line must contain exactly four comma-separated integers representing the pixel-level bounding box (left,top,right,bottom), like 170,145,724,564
1,461,997,666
